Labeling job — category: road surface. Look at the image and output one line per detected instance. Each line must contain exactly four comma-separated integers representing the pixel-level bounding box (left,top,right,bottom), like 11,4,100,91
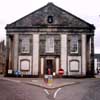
0,78,100,100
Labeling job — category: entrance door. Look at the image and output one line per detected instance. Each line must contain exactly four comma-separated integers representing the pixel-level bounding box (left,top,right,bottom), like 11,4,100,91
45,59,53,74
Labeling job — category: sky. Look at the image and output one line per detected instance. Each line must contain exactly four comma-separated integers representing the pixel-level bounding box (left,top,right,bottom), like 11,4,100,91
0,0,100,53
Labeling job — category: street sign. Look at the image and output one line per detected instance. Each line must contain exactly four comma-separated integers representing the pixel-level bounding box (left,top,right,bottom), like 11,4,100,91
58,68,64,75
8,69,12,74
15,70,21,76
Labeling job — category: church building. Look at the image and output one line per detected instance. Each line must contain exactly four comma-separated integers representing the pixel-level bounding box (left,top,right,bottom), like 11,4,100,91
5,3,95,77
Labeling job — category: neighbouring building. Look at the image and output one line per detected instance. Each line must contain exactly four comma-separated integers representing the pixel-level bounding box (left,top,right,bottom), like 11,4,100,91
0,40,6,74
94,54,100,74
5,3,95,77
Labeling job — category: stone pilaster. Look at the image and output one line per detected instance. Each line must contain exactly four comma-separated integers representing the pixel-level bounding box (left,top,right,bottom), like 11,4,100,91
13,34,19,71
56,58,59,74
5,34,14,74
5,35,9,75
8,35,12,69
61,34,67,75
91,35,94,76
33,34,39,76
82,34,86,75
40,58,44,75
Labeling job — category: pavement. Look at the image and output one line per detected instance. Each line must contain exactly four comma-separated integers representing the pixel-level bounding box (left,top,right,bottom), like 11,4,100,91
95,74,100,78
0,75,81,89
24,78,79,89
0,74,100,89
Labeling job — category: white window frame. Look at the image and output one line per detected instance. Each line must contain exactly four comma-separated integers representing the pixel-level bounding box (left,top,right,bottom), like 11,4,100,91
45,36,54,53
70,35,79,54
19,35,31,54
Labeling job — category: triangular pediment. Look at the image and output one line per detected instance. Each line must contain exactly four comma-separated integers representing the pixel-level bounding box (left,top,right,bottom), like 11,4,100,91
6,3,95,29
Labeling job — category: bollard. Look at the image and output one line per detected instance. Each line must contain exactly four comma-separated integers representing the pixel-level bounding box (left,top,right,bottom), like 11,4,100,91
48,75,53,85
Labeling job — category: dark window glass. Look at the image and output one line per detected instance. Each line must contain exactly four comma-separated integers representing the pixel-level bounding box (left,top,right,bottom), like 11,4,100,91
47,16,53,23
70,35,78,53
19,35,31,54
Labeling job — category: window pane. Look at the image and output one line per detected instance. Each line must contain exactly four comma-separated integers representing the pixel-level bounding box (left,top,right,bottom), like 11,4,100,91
97,63,100,68
70,35,78,53
97,59,100,62
21,38,30,53
19,35,31,54
45,36,54,53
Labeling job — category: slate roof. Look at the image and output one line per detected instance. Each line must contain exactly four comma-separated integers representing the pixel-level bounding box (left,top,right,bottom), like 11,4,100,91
5,3,95,30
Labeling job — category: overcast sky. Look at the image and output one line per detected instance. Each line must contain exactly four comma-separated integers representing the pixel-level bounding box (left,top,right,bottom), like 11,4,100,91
0,0,100,53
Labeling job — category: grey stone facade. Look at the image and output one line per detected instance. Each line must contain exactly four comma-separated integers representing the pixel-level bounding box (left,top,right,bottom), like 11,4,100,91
5,3,95,77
